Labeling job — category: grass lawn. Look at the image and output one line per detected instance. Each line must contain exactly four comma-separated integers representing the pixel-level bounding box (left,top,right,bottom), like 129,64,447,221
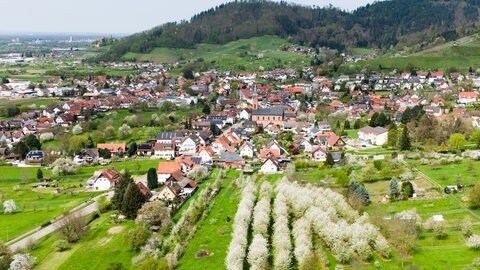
413,159,480,187
32,213,139,270
176,170,241,270
0,158,162,241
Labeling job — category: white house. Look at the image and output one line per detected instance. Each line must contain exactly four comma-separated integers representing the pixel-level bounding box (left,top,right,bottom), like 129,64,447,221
153,143,176,159
239,141,254,158
259,156,280,174
311,146,328,162
197,146,214,165
86,168,120,191
458,91,478,105
179,136,197,155
358,126,388,146
239,109,250,120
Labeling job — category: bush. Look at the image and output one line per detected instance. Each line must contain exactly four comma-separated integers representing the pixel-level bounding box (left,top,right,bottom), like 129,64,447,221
124,226,150,251
53,240,70,252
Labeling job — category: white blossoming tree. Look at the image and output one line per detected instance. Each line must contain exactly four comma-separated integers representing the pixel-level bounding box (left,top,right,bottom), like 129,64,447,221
9,253,35,270
3,199,16,214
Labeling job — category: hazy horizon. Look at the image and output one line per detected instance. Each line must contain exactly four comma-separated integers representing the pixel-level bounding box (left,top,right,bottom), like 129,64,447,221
0,0,376,35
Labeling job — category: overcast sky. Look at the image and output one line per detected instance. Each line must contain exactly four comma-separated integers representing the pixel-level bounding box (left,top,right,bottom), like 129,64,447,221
0,0,376,34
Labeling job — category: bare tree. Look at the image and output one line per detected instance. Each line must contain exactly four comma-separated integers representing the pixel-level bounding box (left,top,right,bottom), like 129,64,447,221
58,213,85,243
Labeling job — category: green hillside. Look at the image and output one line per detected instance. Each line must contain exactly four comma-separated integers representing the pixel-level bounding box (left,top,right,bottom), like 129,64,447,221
123,36,310,71
95,0,480,62
353,33,480,72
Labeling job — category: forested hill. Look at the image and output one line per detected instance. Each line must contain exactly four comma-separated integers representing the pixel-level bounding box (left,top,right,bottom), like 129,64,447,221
96,0,480,61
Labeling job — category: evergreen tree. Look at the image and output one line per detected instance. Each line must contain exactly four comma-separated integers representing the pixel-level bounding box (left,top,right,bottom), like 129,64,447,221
23,134,42,150
13,141,29,159
400,125,411,151
354,119,362,129
390,177,400,199
401,181,414,199
127,142,137,157
325,152,335,167
37,168,43,180
112,170,132,210
343,119,350,130
147,168,158,190
86,136,95,148
202,103,211,115
121,182,146,219
369,112,379,127
348,180,370,205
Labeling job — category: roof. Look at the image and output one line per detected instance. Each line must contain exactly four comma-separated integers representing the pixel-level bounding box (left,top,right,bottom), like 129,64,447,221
97,143,126,153
359,126,388,135
137,143,152,151
157,161,181,174
26,150,44,159
252,107,284,116
136,182,153,200
155,131,185,140
459,91,478,98
220,151,243,163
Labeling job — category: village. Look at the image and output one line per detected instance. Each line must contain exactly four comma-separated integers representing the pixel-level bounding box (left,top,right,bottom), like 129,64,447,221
1,55,480,269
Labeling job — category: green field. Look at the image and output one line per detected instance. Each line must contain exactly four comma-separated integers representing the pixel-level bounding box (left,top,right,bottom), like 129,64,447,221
123,36,310,71
32,214,139,270
0,158,161,241
354,33,480,72
177,170,241,269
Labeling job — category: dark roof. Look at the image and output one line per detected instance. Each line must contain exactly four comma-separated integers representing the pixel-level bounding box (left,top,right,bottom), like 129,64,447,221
26,150,44,159
220,151,243,163
155,132,184,140
137,143,153,151
243,121,258,128
252,108,284,116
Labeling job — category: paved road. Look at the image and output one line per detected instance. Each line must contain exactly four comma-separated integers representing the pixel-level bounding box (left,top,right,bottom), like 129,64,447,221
8,192,111,252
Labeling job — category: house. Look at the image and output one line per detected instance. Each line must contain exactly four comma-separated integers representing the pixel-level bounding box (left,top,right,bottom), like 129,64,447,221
212,136,234,155
25,150,44,166
175,156,202,173
219,151,243,168
311,146,328,162
259,139,288,159
458,91,478,105
97,143,126,156
239,109,251,120
259,156,280,174
153,142,176,159
238,141,255,158
157,161,182,184
137,144,153,156
358,126,388,146
74,149,99,164
157,183,183,201
179,136,198,155
243,121,258,133
86,167,121,191
197,146,214,165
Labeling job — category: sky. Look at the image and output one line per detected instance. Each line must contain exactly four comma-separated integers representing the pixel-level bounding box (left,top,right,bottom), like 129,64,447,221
0,0,376,34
